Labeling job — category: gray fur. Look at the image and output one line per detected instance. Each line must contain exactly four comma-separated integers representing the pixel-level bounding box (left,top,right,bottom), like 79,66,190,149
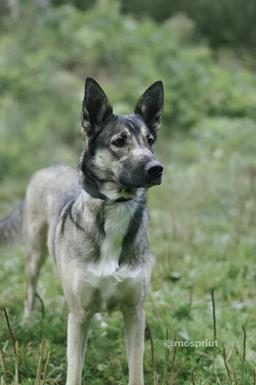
0,78,164,385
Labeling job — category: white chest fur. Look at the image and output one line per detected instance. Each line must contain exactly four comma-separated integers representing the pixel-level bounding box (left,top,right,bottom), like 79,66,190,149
88,200,137,276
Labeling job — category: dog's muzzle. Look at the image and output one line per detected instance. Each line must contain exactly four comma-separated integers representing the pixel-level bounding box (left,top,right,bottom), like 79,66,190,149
119,159,164,189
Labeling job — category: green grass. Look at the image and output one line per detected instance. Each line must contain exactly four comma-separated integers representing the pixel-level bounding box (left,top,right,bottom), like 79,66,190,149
1,120,256,384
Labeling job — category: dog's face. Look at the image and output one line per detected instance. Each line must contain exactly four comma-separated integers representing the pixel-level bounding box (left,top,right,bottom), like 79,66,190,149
80,78,164,200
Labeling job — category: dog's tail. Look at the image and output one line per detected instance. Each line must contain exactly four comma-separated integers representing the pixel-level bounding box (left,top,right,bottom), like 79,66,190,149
0,202,24,245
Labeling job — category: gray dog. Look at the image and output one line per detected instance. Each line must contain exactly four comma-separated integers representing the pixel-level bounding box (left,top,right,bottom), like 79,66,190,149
0,78,164,385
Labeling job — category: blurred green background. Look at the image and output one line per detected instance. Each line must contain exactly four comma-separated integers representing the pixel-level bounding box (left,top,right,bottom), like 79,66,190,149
1,1,256,384
1,0,256,189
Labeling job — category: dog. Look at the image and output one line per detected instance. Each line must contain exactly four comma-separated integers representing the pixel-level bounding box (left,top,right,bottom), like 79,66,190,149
0,78,164,385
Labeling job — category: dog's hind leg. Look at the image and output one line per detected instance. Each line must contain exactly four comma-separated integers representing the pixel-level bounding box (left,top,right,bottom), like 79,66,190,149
66,311,92,385
24,221,47,318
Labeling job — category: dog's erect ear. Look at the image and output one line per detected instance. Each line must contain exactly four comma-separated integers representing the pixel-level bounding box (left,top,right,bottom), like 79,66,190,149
81,78,113,135
134,81,164,133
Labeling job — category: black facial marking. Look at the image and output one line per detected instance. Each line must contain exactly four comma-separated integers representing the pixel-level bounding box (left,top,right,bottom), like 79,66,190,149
122,116,141,132
125,117,136,133
118,197,146,266
121,116,145,145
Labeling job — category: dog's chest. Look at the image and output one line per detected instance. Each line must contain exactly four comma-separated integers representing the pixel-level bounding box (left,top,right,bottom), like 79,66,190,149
98,202,134,274
85,202,142,310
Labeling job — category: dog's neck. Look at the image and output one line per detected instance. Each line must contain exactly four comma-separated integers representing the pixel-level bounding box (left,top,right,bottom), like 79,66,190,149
80,164,144,203
82,178,133,203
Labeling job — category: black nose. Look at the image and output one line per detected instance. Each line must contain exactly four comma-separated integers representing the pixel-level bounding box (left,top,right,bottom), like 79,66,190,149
145,161,164,182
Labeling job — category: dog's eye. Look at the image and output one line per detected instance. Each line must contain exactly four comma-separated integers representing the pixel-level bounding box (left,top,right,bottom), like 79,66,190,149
112,137,125,147
148,137,154,146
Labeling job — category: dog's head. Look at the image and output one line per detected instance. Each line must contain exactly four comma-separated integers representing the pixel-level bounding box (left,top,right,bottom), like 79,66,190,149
80,78,164,201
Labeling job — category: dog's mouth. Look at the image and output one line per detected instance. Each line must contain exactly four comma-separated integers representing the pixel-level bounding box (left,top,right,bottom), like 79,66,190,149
119,172,162,190
118,174,163,191
145,174,163,187
118,186,137,198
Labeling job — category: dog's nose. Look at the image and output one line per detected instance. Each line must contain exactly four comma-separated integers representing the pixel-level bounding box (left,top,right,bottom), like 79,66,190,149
145,161,164,181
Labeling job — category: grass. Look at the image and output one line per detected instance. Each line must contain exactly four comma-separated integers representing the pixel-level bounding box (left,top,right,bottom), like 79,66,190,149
1,119,256,384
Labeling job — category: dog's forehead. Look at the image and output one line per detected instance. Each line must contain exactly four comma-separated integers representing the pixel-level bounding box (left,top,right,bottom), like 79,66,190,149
117,115,148,136
91,114,149,149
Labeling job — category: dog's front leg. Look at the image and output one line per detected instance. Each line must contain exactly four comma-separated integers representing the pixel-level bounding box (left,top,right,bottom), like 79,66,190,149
66,312,92,385
123,306,145,385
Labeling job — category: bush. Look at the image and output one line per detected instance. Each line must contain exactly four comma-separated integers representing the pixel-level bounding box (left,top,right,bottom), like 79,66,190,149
121,0,256,49
0,0,256,181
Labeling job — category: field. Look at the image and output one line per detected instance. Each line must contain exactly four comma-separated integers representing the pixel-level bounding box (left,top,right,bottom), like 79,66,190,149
1,1,256,384
1,117,256,384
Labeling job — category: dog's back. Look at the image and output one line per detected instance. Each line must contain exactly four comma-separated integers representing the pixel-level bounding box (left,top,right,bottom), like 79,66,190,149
24,165,81,227
0,164,80,247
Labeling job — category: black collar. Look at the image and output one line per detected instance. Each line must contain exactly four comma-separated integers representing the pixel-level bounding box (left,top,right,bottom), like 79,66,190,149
82,179,133,203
